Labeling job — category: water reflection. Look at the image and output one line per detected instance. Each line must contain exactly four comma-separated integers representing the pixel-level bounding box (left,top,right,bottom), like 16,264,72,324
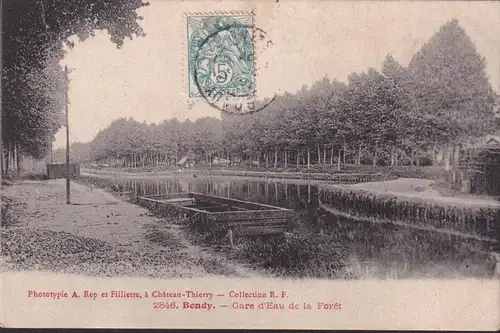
120,177,497,278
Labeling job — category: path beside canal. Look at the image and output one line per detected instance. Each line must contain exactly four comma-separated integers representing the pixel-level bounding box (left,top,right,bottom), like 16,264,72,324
1,179,262,278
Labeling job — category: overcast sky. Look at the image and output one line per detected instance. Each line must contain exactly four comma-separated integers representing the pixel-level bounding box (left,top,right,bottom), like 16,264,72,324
54,0,500,148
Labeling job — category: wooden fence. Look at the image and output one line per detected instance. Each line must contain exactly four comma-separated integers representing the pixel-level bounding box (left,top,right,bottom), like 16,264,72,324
460,146,500,197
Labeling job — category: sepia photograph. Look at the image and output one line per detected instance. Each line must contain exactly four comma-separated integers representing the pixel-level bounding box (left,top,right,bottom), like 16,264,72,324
1,0,499,329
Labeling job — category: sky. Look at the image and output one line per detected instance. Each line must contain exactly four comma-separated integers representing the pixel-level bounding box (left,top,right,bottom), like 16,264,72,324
54,0,500,148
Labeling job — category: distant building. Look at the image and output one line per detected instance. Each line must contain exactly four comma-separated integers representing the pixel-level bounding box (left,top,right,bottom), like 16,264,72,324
213,157,230,166
178,155,195,167
467,134,500,147
486,136,500,145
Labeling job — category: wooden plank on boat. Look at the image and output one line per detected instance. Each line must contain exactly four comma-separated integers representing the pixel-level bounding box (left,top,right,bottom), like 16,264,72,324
191,193,289,211
192,204,227,210
208,218,289,234
227,219,288,227
230,206,250,211
208,210,292,222
143,193,192,200
236,226,286,236
162,197,195,205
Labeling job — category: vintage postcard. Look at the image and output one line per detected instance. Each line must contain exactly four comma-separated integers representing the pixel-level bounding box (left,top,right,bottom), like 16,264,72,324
1,0,499,330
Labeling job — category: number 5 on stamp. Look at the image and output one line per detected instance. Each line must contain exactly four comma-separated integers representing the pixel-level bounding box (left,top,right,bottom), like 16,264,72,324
187,13,256,99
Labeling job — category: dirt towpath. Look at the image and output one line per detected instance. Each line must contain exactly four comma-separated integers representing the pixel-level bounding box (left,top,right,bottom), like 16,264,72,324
1,180,261,278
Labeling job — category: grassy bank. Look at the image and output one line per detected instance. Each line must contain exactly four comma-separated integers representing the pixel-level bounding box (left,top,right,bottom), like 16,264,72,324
319,182,500,244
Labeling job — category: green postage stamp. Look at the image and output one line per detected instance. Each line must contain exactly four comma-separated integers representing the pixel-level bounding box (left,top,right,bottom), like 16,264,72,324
187,13,255,99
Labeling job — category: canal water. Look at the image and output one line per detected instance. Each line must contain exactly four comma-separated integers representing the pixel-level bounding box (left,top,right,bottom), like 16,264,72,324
116,176,497,279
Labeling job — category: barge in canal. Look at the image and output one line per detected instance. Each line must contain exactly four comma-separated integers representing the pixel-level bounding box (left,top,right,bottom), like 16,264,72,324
134,192,294,239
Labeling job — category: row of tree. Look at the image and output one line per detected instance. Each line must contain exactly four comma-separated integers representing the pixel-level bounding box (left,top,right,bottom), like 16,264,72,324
87,20,499,169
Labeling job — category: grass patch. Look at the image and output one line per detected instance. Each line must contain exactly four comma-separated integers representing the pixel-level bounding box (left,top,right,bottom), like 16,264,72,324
182,217,351,279
232,233,350,279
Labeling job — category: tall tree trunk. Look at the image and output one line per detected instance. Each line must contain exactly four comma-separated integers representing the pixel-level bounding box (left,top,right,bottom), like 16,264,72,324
337,149,341,171
14,143,18,172
297,149,300,168
265,151,269,168
317,144,321,164
356,144,361,165
0,145,4,177
372,143,377,167
343,144,346,165
410,144,414,166
431,144,437,166
307,148,311,169
330,146,334,165
390,145,395,166
284,150,288,168
5,142,10,175
0,142,3,177
452,143,459,168
323,146,327,165
20,151,24,171
274,146,278,169
11,143,15,170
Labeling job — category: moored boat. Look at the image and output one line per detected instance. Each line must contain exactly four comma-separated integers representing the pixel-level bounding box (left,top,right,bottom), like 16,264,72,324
134,192,294,240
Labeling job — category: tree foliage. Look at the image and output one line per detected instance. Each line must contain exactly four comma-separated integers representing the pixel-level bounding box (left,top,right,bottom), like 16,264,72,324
407,19,496,143
1,0,148,172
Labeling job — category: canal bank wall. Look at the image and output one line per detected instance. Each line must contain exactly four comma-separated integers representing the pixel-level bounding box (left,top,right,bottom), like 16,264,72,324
318,183,500,245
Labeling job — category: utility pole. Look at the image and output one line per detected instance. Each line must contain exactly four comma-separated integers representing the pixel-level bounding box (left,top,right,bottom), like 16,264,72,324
65,65,70,204
0,0,3,180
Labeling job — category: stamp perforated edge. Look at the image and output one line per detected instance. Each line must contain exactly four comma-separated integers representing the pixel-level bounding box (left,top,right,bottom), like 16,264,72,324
182,10,257,103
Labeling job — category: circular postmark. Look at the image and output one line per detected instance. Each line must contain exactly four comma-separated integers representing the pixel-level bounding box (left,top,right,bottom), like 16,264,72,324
188,15,275,115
